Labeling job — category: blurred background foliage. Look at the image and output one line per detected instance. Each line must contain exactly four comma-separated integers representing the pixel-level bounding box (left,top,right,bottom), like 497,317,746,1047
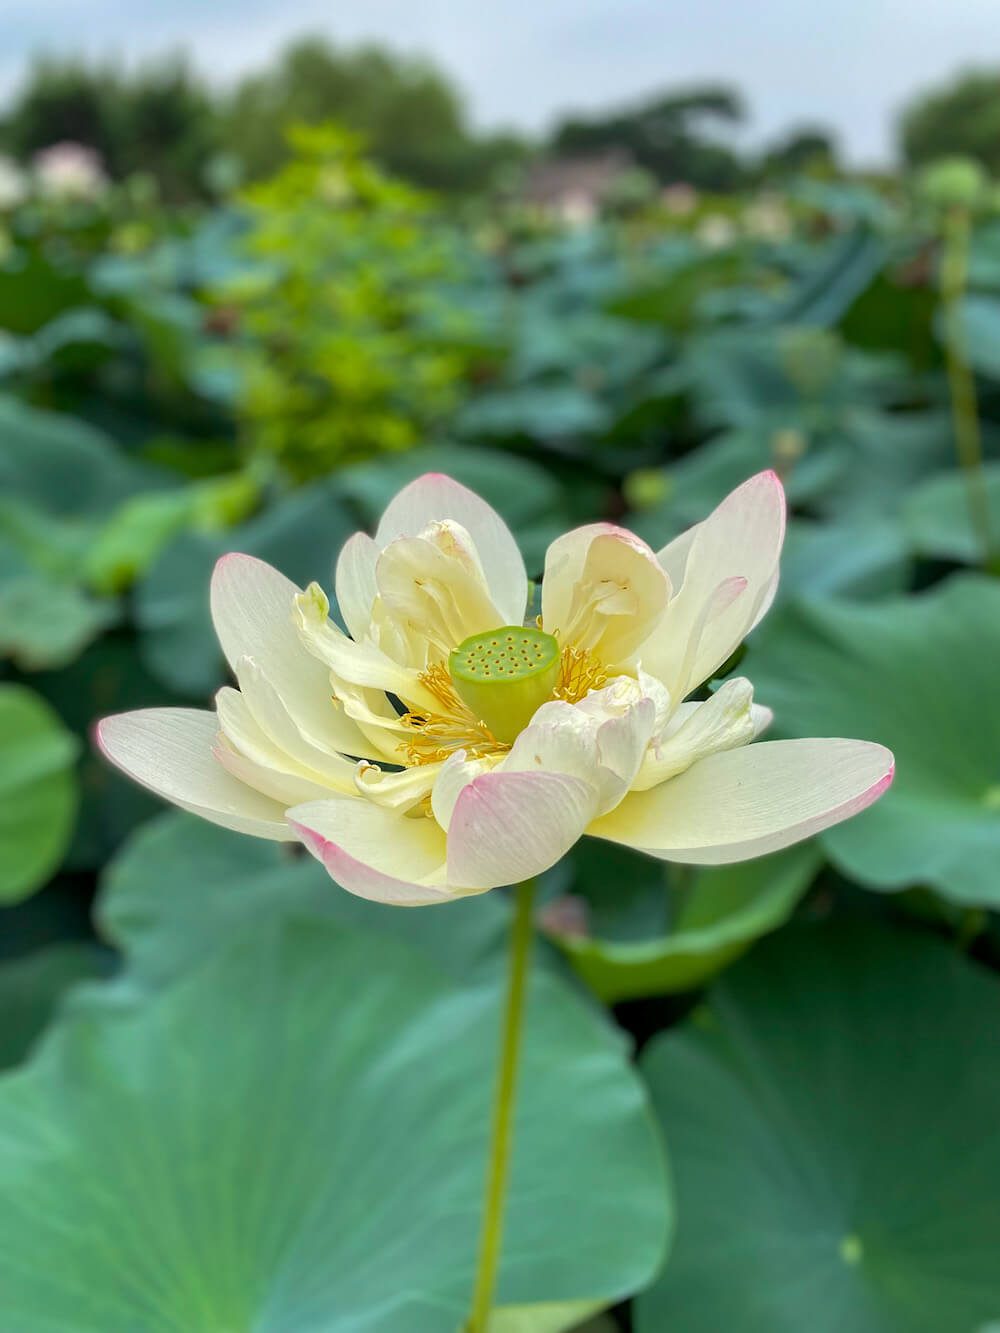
3,28,1000,1333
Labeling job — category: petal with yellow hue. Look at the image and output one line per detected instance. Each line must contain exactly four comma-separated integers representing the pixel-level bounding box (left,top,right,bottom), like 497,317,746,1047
211,553,370,757
375,473,527,627
375,522,505,660
213,737,335,807
542,524,670,664
293,583,436,710
233,660,359,790
590,738,894,865
334,531,379,643
633,677,757,790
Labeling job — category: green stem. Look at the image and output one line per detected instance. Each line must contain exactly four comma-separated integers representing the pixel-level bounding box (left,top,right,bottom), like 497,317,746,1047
466,877,537,1333
940,206,995,569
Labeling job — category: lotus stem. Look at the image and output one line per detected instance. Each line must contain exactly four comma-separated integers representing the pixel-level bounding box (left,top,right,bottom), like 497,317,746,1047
940,206,996,570
466,877,537,1333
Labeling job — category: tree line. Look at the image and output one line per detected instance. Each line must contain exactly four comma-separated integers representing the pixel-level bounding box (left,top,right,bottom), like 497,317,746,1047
0,35,994,200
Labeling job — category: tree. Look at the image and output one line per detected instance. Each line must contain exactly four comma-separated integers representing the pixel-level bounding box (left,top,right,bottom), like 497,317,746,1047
757,126,838,180
550,85,746,190
0,55,221,200
224,37,525,192
900,69,1000,177
1,57,118,165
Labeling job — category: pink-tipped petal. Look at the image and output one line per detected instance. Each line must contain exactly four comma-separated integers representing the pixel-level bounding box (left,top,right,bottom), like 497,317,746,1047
590,738,894,865
374,473,527,625
447,769,596,890
287,798,455,906
647,471,787,695
96,708,292,840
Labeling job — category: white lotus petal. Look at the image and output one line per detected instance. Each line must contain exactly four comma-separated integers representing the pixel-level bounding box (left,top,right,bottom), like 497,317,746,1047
633,677,757,790
234,659,357,792
96,709,292,840
430,750,496,832
447,769,597,889
211,554,370,757
294,583,435,709
375,522,504,659
646,472,786,695
287,799,456,905
375,473,527,626
591,738,894,865
214,737,335,806
353,760,442,814
334,531,380,642
542,523,670,664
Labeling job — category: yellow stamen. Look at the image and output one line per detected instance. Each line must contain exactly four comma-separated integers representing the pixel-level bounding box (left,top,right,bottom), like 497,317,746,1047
554,644,609,704
398,646,609,765
398,663,509,766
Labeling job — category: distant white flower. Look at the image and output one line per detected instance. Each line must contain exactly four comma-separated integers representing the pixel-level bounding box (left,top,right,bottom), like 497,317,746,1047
696,213,737,249
0,156,27,211
745,193,793,241
661,183,698,217
34,142,108,200
559,192,598,228
98,473,893,905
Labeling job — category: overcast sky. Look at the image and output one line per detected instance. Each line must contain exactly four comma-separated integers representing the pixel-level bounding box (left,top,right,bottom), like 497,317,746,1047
2,0,998,165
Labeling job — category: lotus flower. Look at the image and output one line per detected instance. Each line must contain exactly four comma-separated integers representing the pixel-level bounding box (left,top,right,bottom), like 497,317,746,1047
97,472,893,905
33,142,107,200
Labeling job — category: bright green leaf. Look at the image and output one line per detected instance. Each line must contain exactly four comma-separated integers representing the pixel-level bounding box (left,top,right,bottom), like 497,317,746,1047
549,843,820,1003
637,920,1000,1333
750,576,1000,905
0,685,79,903
0,920,672,1330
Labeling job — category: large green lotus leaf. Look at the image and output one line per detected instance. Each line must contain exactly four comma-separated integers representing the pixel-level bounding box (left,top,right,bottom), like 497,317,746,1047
0,919,671,1331
99,811,508,989
779,518,910,602
626,429,850,549
0,395,157,518
0,685,79,903
950,293,1000,379
0,944,106,1071
0,573,117,669
903,463,1000,564
772,226,887,327
813,411,958,519
0,244,91,334
136,481,356,697
748,575,1000,904
456,385,612,444
636,920,1000,1333
545,841,820,1003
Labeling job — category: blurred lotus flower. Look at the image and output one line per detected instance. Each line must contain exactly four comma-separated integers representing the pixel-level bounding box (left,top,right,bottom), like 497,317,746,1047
661,183,698,217
696,213,737,249
0,156,27,211
98,473,893,905
34,142,108,200
559,192,597,228
744,193,792,241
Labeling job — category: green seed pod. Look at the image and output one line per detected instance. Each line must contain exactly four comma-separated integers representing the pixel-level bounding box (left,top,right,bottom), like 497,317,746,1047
450,627,561,744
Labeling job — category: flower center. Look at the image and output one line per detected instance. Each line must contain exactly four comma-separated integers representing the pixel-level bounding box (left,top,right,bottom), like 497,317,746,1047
449,627,561,744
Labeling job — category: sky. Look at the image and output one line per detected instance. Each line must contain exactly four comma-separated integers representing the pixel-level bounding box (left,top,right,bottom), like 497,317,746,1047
2,0,998,165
